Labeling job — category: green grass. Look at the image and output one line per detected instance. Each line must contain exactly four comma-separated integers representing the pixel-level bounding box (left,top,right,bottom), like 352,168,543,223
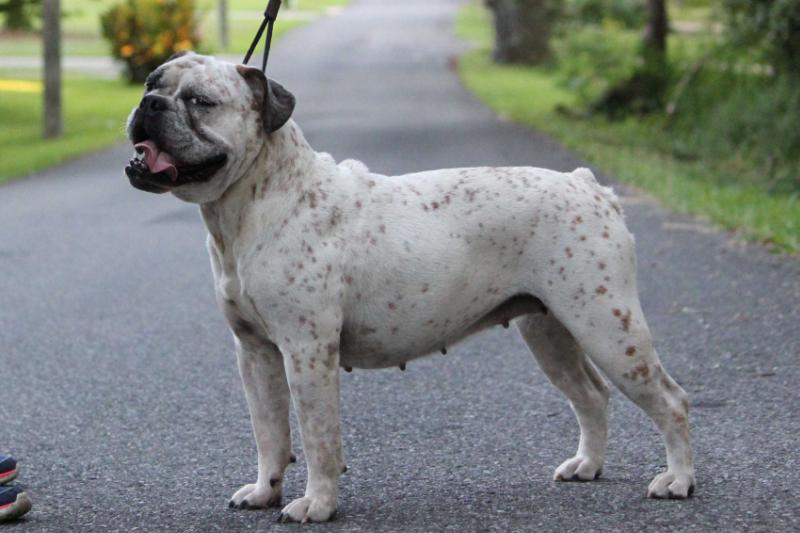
0,69,143,181
0,0,349,56
455,2,799,253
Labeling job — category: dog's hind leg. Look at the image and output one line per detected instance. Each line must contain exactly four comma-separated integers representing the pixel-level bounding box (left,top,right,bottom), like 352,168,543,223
517,312,610,481
229,339,293,509
551,295,695,498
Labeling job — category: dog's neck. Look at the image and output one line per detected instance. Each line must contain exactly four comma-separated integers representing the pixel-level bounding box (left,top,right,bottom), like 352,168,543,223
199,120,320,255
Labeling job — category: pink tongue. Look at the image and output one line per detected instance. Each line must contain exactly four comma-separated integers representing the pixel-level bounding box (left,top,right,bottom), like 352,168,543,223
134,140,178,180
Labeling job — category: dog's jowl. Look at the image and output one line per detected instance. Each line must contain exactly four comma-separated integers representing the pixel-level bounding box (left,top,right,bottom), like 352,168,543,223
126,53,695,523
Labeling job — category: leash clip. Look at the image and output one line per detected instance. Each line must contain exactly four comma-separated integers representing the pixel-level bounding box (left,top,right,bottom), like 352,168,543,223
242,0,282,72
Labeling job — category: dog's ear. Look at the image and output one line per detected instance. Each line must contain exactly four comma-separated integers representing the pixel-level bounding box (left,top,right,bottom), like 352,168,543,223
236,65,296,134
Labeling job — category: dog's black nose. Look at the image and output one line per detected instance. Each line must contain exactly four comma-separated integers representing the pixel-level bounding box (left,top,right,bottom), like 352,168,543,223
140,94,169,115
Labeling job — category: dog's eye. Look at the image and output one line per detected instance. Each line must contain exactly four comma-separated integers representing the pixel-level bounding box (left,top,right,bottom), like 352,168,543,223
188,95,216,107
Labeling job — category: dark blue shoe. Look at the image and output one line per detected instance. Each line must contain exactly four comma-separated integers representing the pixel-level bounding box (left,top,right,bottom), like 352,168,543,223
0,455,17,484
0,485,31,522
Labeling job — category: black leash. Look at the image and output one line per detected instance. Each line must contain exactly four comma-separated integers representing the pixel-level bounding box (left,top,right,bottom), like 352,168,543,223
242,0,282,72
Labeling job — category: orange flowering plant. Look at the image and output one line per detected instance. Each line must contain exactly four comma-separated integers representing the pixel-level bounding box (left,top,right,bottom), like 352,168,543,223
101,0,201,83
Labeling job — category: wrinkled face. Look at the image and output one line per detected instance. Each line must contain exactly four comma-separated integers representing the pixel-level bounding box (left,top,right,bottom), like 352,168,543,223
125,53,295,203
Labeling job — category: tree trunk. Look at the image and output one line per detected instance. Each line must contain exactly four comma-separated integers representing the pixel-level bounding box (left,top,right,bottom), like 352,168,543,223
42,0,62,139
643,0,668,59
218,0,229,50
485,0,560,65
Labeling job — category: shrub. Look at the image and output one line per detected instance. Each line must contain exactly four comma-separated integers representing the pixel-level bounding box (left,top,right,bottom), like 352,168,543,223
563,0,645,29
553,23,640,106
101,0,201,83
722,0,800,77
668,70,800,193
0,0,40,30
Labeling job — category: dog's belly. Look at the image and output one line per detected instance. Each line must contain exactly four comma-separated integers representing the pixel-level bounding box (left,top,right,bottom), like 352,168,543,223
338,293,546,369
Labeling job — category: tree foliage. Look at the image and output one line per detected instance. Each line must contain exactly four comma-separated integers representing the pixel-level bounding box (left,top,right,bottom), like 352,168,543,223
563,0,645,28
0,0,40,30
722,0,800,76
587,0,670,116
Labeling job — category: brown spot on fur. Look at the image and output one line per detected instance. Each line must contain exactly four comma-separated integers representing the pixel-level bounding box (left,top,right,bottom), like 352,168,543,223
387,302,397,310
612,308,622,317
625,346,636,356
565,247,573,258
602,231,610,239
596,285,607,295
620,309,632,331
298,315,307,325
431,201,439,209
672,411,687,425
324,343,338,368
598,261,606,270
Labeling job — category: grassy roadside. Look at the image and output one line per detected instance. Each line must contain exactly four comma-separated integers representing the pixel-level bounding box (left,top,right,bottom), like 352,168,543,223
0,69,143,181
455,3,799,253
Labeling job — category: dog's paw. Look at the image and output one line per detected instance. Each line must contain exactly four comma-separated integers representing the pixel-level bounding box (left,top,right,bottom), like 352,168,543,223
278,494,336,523
228,482,282,510
647,470,695,499
553,455,603,481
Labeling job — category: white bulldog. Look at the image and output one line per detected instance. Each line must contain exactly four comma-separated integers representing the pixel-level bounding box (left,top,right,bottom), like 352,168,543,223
125,53,695,522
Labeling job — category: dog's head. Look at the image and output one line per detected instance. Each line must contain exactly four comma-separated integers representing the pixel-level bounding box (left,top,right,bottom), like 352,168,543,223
125,52,295,203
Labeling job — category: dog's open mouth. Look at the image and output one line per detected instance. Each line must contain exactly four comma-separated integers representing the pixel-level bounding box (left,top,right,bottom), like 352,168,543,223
125,140,227,193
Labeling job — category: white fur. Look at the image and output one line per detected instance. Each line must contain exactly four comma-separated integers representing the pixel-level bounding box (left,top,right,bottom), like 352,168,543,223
142,56,696,522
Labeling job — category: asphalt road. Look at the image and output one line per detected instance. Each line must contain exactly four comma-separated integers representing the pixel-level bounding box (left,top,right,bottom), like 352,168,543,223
2,0,799,530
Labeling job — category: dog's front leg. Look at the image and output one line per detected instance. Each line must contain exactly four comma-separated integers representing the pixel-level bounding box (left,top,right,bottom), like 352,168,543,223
229,338,292,509
278,333,344,523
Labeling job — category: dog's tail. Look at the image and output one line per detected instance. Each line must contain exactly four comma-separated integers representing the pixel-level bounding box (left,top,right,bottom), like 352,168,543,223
572,167,623,217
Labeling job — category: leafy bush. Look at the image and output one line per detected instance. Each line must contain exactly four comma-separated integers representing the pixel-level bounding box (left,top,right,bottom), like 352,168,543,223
553,24,640,105
722,0,800,76
667,70,800,193
563,0,645,29
101,0,201,83
0,0,40,30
